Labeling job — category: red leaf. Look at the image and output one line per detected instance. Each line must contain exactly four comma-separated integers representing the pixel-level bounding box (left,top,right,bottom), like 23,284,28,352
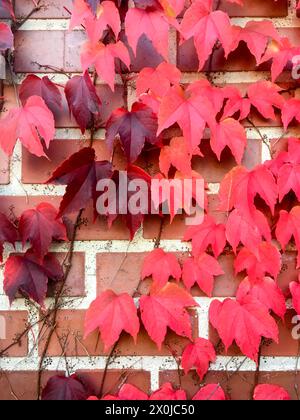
276,137,300,200
192,384,226,401
181,0,233,70
281,98,300,131
0,96,55,157
159,137,202,177
253,384,291,401
136,62,181,98
184,215,226,258
42,375,88,401
260,37,300,82
222,86,251,120
209,296,279,362
65,72,102,134
84,0,100,14
141,248,181,289
218,165,278,222
19,203,67,259
210,117,247,164
276,207,300,267
47,147,112,217
0,22,13,51
140,283,197,349
105,165,152,239
125,7,169,60
4,251,63,305
149,383,186,400
106,102,159,163
103,384,148,400
247,81,284,121
182,338,216,380
84,290,140,351
290,279,300,316
19,75,62,115
236,277,286,319
81,41,130,91
133,0,162,11
234,242,281,281
226,209,271,254
157,84,216,151
230,21,280,64
182,254,224,296
0,213,17,263
71,0,121,43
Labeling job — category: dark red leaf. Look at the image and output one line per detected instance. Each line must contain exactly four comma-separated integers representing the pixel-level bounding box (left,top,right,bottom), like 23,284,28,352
0,0,15,19
64,72,102,134
47,147,112,217
0,213,18,262
42,375,88,401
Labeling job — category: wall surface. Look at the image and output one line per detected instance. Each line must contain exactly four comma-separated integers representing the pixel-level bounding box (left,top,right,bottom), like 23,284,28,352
0,0,300,400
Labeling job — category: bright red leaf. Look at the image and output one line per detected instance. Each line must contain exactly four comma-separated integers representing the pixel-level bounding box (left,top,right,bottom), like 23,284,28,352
81,40,130,91
236,276,286,319
149,383,186,400
184,215,226,258
182,338,216,380
19,203,67,259
136,62,181,98
0,22,13,51
4,251,63,305
247,81,284,121
234,242,281,281
281,98,300,131
209,296,279,362
192,384,226,401
47,147,112,217
141,248,181,290
64,71,102,134
19,75,62,116
182,254,224,296
290,278,300,316
84,290,140,351
253,384,291,401
140,283,197,349
103,384,149,400
0,96,55,157
276,207,300,267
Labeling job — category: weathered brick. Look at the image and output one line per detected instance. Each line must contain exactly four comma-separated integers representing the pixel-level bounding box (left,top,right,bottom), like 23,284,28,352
0,311,28,357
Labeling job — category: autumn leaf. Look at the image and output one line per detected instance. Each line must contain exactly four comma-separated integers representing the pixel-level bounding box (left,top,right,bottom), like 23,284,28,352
247,81,284,121
125,7,169,60
209,296,279,362
236,276,286,319
281,98,300,131
222,86,251,121
192,384,226,401
0,96,55,157
136,62,181,98
276,207,300,267
0,22,13,51
0,213,18,263
182,338,216,380
102,384,149,400
19,203,67,259
4,251,63,305
84,290,140,351
140,283,197,349
149,383,186,400
141,248,181,289
181,0,233,70
106,102,159,163
19,75,62,116
47,147,112,217
234,242,281,281
184,215,226,258
290,278,300,316
253,384,291,401
81,40,130,91
0,0,14,19
64,71,102,134
42,375,88,401
182,254,224,296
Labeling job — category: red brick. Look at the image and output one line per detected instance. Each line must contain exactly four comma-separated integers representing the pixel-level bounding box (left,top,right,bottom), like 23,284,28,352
64,31,86,73
39,308,198,357
0,311,28,357
0,371,62,400
14,31,65,73
218,0,288,17
14,0,73,19
77,370,151,397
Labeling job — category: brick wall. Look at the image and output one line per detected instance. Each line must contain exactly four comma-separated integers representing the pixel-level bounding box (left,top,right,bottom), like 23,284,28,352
0,0,300,400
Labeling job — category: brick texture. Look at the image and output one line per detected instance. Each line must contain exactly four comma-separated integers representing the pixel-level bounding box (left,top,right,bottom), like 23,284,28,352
0,0,299,401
